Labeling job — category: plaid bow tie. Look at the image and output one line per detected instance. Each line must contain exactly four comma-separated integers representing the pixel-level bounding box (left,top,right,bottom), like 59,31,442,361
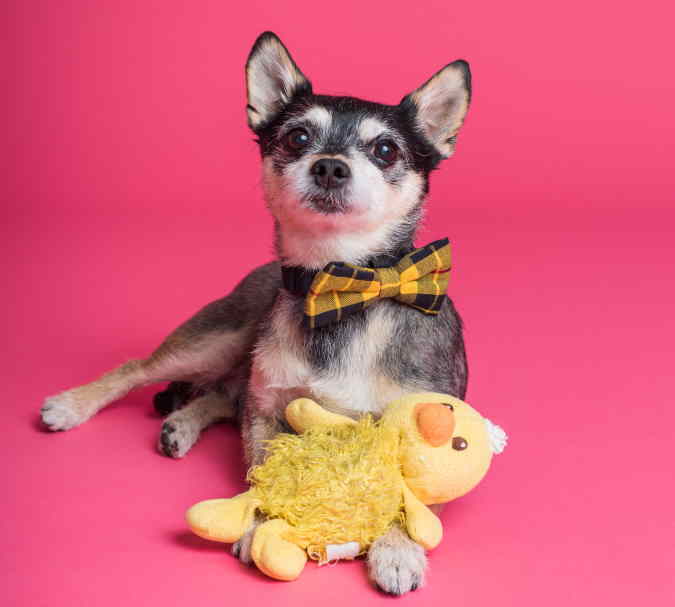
282,238,451,329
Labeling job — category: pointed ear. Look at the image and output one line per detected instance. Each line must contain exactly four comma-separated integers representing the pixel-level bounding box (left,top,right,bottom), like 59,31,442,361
245,32,312,131
400,60,471,158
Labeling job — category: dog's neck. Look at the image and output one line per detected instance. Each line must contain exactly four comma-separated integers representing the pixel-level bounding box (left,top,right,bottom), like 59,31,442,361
280,238,416,297
273,210,421,271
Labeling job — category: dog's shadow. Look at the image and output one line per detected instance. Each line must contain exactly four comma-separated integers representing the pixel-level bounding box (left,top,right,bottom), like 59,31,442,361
32,415,55,433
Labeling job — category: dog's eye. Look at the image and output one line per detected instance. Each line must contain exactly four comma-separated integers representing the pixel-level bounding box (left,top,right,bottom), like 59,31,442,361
452,437,468,451
372,139,399,165
286,128,312,150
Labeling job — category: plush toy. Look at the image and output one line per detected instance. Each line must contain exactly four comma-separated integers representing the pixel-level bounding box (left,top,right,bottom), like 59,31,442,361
186,393,507,581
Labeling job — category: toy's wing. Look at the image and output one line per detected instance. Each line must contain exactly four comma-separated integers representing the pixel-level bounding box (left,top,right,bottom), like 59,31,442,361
285,398,356,433
401,482,443,550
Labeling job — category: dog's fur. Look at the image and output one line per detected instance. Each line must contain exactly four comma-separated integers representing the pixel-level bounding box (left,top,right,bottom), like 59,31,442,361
41,32,472,595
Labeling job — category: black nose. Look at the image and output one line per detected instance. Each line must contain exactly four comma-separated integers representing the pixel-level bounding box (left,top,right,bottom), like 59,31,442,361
310,158,351,189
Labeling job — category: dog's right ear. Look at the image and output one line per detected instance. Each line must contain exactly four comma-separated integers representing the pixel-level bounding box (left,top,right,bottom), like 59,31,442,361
400,60,471,158
245,32,312,131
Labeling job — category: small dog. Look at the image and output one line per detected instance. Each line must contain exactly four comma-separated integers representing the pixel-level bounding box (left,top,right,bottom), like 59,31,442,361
41,32,471,594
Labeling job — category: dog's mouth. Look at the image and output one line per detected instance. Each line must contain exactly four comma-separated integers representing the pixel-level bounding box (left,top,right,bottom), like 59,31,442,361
301,191,349,215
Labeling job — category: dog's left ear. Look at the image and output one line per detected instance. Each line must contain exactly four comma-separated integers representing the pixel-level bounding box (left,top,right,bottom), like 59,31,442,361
245,32,312,131
400,60,471,158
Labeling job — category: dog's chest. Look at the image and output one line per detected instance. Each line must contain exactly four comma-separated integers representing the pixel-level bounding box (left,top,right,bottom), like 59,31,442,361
250,293,407,418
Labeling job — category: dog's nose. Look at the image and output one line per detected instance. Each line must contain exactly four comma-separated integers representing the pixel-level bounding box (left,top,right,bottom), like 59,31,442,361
310,158,351,189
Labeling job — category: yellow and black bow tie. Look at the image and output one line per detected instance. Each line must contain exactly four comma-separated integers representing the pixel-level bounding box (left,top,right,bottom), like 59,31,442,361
281,238,451,329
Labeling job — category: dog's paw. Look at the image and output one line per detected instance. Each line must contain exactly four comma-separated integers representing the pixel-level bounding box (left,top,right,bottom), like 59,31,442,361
41,392,87,431
231,530,254,565
157,412,201,458
231,515,263,565
367,527,427,595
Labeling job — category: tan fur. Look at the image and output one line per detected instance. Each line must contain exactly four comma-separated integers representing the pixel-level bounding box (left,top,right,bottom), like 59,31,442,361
41,360,148,430
408,63,470,157
42,31,472,596
159,390,238,458
246,36,309,129
42,329,251,431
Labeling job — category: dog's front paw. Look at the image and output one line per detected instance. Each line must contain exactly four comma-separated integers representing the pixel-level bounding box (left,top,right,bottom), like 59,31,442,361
231,515,263,565
368,526,427,595
157,410,201,458
41,392,88,431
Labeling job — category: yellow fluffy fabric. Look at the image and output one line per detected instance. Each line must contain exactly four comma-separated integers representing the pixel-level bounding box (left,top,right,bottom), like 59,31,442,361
247,416,404,563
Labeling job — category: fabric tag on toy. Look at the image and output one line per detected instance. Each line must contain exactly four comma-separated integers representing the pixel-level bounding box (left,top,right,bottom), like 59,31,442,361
324,541,361,562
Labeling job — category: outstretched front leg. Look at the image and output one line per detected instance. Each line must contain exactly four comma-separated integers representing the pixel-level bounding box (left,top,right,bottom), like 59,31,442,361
40,262,280,433
41,330,246,431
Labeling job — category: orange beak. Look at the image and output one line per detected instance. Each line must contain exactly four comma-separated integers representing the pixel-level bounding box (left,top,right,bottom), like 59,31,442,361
415,402,455,447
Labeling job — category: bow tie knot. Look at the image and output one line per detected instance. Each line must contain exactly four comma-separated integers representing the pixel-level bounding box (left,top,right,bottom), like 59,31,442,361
376,266,403,299
284,238,452,329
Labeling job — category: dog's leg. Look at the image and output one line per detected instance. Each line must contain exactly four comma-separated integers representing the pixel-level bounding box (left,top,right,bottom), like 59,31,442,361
231,415,282,563
40,330,243,431
41,358,152,431
232,389,289,563
40,261,281,431
153,381,202,416
158,371,247,459
367,524,428,595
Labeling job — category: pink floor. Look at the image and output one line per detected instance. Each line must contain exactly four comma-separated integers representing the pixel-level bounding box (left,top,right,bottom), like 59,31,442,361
5,2,675,606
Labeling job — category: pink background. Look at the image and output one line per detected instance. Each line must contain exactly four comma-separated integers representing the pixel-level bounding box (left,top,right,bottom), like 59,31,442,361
4,1,674,605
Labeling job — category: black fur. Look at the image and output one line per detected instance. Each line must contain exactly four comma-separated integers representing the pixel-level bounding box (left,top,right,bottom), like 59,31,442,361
153,381,203,416
255,93,444,178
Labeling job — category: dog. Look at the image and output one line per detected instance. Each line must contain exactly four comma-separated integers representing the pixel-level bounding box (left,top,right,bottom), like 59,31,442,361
41,31,471,595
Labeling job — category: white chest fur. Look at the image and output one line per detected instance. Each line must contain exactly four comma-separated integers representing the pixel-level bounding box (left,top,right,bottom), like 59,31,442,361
249,293,409,419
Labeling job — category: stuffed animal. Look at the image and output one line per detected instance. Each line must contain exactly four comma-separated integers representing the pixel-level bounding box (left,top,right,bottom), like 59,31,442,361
186,393,507,581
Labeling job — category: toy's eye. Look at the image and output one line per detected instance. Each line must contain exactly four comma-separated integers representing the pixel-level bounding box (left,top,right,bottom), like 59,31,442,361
452,437,468,451
441,403,454,411
372,139,399,165
286,128,311,150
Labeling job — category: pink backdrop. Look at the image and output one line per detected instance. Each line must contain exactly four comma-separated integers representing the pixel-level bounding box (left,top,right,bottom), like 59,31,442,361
4,1,674,605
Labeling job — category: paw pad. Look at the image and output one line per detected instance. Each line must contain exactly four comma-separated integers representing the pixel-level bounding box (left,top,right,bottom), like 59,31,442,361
159,423,179,456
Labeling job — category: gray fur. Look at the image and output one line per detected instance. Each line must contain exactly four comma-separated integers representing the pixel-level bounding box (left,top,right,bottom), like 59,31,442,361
237,280,467,457
41,31,472,595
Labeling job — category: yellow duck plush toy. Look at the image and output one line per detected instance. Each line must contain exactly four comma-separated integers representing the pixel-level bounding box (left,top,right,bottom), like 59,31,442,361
186,392,507,582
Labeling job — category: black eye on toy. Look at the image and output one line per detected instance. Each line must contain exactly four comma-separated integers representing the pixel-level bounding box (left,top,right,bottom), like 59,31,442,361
452,437,468,451
286,128,312,150
441,402,454,411
372,139,399,165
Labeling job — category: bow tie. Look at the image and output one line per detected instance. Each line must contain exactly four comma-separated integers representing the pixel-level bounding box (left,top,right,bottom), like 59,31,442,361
281,238,451,329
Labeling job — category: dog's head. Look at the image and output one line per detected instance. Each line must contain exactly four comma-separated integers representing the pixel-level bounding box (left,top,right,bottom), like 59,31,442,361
245,32,471,268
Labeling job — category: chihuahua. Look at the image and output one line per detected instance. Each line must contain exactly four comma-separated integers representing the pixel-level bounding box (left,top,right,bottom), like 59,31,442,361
41,32,471,594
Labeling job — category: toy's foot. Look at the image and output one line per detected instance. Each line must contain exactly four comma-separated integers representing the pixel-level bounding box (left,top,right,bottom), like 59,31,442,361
368,526,427,595
251,519,307,581
186,493,259,544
